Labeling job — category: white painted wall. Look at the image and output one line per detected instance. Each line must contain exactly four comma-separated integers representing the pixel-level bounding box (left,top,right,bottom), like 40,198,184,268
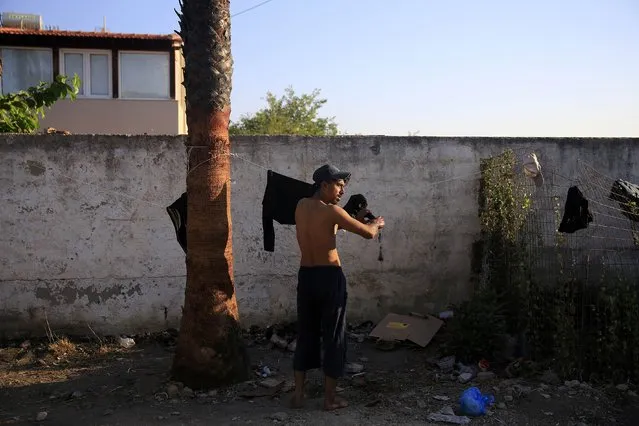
1,135,638,337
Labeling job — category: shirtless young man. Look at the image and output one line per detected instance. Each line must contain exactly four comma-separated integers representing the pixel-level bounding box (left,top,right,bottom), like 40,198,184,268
291,164,385,411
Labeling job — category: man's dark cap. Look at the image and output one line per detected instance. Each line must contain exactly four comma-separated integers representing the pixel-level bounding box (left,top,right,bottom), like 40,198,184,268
312,164,351,184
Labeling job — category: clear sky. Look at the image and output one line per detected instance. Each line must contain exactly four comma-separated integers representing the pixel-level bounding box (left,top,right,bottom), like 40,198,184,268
3,0,638,137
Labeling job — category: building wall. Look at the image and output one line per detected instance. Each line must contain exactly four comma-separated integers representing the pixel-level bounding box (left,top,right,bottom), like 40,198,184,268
1,134,638,337
39,47,187,135
1,40,186,135
39,99,182,135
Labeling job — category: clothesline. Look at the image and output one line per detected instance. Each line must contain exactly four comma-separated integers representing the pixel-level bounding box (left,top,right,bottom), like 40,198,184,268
21,149,639,248
23,150,513,211
16,151,639,271
187,152,269,177
22,147,602,213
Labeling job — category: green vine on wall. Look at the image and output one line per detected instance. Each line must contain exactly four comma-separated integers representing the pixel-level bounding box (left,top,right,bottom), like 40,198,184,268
478,149,531,241
450,148,639,384
478,150,532,336
448,149,532,362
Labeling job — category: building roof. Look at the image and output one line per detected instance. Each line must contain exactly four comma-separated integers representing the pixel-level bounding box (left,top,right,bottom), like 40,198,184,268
0,27,181,42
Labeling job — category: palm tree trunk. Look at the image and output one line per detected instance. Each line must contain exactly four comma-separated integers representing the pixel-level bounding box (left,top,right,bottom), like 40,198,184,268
171,0,249,389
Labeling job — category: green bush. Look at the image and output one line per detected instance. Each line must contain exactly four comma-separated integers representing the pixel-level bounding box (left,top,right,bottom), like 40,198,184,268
450,148,639,383
0,74,80,133
446,286,508,363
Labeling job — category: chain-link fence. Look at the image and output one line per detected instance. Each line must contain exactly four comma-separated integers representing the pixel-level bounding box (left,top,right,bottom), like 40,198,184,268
476,148,639,382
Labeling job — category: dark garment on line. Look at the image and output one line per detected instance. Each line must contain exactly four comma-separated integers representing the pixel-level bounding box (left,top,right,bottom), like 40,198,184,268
167,192,187,254
609,179,639,222
344,193,377,221
293,266,348,379
343,194,368,218
558,186,593,233
262,170,314,252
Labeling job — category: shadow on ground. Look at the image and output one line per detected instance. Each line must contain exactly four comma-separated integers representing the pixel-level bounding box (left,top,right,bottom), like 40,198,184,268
0,332,636,425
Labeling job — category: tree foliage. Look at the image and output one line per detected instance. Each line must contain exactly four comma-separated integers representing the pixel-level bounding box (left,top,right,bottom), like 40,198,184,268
0,74,80,133
229,87,339,136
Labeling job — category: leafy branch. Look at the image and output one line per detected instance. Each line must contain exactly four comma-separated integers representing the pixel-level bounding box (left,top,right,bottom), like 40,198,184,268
0,74,81,133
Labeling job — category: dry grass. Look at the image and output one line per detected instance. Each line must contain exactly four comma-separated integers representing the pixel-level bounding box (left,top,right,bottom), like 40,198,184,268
48,337,77,357
98,345,114,355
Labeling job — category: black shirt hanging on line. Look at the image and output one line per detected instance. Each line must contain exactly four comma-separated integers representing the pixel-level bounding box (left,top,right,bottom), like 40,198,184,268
168,171,314,253
262,170,314,252
558,186,593,233
166,192,187,253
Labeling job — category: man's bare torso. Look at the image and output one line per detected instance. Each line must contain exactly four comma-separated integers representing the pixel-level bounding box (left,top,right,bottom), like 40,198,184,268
295,198,341,267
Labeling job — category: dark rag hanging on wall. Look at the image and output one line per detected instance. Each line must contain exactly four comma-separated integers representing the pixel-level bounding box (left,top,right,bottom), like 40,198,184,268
558,186,593,233
166,192,187,254
262,170,314,252
608,179,639,222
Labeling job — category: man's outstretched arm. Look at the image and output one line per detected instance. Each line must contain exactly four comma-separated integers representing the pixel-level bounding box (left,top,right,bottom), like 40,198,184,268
336,207,372,231
331,205,384,239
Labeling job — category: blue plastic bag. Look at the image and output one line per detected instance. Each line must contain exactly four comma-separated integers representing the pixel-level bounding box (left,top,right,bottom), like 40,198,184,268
459,386,495,416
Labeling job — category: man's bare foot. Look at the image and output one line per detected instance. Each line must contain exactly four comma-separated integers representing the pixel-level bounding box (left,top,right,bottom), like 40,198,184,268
290,394,305,409
324,396,348,411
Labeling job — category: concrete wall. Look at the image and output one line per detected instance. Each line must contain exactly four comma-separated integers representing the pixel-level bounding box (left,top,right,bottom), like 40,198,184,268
39,99,185,135
1,135,638,337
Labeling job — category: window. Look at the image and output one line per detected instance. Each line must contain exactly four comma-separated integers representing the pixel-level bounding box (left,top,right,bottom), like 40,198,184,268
0,48,53,94
120,52,170,99
60,50,111,97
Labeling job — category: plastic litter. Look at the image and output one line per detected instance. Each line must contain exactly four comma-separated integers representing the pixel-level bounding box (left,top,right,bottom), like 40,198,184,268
458,372,474,384
437,355,455,372
427,405,470,424
256,366,272,377
118,336,135,349
270,334,288,349
459,386,495,416
457,362,477,375
427,406,470,425
438,310,454,319
345,362,364,374
478,359,490,371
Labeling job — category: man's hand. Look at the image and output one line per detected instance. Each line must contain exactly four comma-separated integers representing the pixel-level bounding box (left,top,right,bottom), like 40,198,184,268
332,206,382,240
355,208,373,223
373,216,385,229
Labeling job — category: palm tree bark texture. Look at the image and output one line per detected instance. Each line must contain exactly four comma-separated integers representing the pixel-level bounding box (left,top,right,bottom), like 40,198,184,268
171,0,249,388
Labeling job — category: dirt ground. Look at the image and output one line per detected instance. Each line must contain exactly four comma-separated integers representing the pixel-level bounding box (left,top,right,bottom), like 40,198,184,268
1,329,637,426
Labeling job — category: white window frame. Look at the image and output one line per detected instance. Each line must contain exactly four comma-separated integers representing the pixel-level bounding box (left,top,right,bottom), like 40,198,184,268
0,46,53,95
118,50,171,100
59,48,112,99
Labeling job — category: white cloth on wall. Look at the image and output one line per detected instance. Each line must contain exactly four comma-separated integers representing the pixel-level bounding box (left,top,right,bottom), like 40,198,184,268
523,152,544,187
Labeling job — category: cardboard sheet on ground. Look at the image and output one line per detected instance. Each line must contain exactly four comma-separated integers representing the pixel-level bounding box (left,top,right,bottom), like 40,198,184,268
369,313,443,347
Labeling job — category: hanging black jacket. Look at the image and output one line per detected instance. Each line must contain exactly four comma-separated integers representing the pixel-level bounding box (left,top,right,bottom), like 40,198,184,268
558,186,593,233
262,170,314,252
166,192,187,253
